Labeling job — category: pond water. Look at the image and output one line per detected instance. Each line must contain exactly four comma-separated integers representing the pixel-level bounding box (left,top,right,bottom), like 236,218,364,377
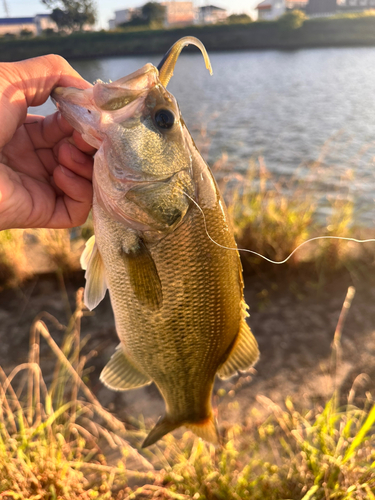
33,47,375,225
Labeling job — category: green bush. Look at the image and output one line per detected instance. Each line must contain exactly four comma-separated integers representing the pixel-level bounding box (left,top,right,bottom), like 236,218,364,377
278,9,307,30
227,13,253,24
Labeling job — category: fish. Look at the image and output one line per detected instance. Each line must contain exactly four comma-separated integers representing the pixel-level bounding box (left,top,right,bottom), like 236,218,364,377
52,36,259,448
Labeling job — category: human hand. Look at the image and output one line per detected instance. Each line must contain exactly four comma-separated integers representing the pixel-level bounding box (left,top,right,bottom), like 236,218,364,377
0,54,95,231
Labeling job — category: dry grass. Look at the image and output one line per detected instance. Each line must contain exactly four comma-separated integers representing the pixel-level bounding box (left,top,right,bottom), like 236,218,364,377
0,229,29,287
0,287,375,499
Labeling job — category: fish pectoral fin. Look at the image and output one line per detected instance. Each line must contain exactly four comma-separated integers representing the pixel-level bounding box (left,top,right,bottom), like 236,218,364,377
217,300,259,380
121,239,163,310
100,345,152,391
142,416,180,448
80,235,108,311
185,414,219,445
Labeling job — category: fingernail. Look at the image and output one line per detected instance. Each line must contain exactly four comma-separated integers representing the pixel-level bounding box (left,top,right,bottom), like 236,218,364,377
60,165,76,178
69,144,87,164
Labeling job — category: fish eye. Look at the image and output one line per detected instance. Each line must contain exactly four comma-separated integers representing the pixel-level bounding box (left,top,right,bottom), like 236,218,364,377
154,109,175,130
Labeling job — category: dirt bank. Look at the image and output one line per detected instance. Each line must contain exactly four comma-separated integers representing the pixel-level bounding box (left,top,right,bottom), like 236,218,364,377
0,267,374,433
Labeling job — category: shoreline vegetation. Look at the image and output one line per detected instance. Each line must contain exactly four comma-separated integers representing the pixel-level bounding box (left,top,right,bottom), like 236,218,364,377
1,286,375,499
2,11,375,62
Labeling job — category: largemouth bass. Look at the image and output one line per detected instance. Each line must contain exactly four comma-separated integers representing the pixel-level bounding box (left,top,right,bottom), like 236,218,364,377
52,37,259,447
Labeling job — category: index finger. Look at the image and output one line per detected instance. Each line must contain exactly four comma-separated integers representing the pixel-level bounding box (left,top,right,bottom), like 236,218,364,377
0,55,92,148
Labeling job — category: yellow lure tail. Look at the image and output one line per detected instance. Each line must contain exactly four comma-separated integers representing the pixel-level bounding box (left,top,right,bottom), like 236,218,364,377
157,36,213,88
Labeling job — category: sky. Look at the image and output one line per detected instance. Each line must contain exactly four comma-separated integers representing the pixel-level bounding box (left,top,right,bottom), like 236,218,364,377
4,0,259,30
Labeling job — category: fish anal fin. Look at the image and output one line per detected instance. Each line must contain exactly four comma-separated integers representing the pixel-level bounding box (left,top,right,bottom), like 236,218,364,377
185,414,219,445
217,300,259,380
142,416,179,448
121,239,163,310
100,345,151,391
80,235,107,311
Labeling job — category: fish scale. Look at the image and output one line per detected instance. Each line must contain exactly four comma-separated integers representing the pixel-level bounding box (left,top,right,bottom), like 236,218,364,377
52,36,259,447
95,198,242,417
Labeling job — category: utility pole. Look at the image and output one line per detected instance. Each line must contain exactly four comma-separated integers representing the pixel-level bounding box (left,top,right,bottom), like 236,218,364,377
2,0,9,17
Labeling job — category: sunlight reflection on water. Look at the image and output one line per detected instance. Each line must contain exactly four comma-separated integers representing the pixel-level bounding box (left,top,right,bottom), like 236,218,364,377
32,47,375,225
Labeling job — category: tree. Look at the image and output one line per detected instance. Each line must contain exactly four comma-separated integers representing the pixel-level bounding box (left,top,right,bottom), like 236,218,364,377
119,2,166,30
141,2,166,26
278,9,306,31
227,13,252,24
41,0,97,31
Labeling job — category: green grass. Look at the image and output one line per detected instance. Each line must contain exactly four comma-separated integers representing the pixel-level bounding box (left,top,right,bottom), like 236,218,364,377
1,287,375,499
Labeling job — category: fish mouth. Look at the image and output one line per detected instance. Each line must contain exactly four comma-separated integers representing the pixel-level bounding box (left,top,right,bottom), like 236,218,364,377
51,64,161,148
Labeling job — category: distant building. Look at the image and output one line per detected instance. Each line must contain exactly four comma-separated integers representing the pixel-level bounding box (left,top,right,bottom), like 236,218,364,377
34,14,57,34
109,2,195,29
256,0,284,20
256,0,307,20
161,1,196,26
339,0,375,10
285,0,308,10
108,8,140,29
197,5,228,24
0,14,56,36
306,0,338,15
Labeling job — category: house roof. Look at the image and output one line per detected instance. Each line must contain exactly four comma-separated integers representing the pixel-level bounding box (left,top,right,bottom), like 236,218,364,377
256,1,272,9
200,5,226,11
0,17,34,25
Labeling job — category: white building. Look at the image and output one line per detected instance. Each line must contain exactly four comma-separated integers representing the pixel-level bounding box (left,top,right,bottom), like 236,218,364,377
256,0,307,20
0,14,56,36
256,0,285,20
109,8,140,29
197,5,228,24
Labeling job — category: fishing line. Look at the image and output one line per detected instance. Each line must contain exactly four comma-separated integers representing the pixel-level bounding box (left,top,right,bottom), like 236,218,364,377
183,192,375,265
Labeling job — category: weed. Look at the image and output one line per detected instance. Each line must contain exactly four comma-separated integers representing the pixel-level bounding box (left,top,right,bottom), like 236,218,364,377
0,229,28,288
0,287,375,498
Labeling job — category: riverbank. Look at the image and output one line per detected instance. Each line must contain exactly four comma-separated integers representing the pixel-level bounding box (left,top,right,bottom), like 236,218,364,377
1,262,375,498
2,14,375,62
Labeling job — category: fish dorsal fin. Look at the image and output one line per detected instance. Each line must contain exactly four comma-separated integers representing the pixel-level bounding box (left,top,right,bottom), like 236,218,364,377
121,239,163,310
100,344,152,391
217,301,259,379
80,235,108,311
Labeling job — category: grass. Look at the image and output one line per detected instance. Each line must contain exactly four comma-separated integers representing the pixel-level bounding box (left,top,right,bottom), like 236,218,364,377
216,154,360,282
1,286,375,499
0,148,363,290
0,229,29,287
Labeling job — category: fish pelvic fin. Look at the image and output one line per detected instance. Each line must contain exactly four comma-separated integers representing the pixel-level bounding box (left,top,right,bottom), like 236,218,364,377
80,235,108,311
142,414,219,448
142,416,180,448
217,300,259,380
185,414,219,445
100,344,152,391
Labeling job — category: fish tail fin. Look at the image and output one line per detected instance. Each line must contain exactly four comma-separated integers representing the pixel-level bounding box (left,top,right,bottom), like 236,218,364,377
185,414,220,445
141,413,220,448
142,416,179,448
